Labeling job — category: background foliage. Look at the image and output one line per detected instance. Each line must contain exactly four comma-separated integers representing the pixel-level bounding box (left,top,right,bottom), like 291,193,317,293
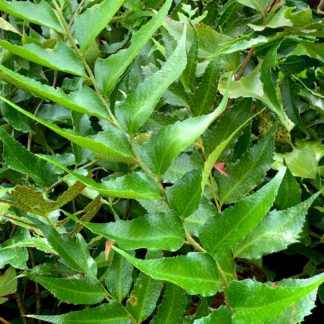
0,0,323,323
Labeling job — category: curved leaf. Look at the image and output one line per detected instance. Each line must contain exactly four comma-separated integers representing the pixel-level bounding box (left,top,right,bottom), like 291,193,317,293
27,274,107,305
116,25,187,133
228,274,324,323
95,0,172,93
0,96,135,164
0,40,86,76
27,303,130,324
75,212,184,251
0,65,108,119
113,247,221,297
74,0,124,53
0,0,63,32
234,193,320,259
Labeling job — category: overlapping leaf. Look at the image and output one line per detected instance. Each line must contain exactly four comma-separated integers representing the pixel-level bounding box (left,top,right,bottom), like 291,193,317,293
199,168,286,258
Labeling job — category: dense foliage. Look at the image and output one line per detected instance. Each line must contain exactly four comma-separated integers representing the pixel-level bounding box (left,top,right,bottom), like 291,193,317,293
0,0,323,323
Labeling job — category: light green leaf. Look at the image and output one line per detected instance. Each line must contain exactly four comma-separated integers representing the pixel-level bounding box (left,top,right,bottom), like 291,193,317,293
95,0,172,93
167,169,202,218
40,156,160,200
287,42,324,62
74,0,124,53
0,96,135,164
26,274,107,305
75,212,184,251
219,64,294,131
150,284,187,324
190,59,219,116
193,306,232,324
284,147,318,179
30,219,97,277
27,303,130,324
0,0,63,32
113,247,221,297
0,237,56,255
0,16,21,34
234,193,319,259
236,0,269,14
0,40,86,76
228,273,324,323
0,65,108,119
248,7,293,31
0,127,57,187
116,25,187,134
0,228,29,269
105,252,134,302
143,89,228,176
127,272,163,323
215,126,276,205
0,267,17,304
199,168,286,258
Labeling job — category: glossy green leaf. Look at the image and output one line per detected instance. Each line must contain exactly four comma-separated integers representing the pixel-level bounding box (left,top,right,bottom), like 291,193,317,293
0,267,17,304
215,126,275,205
30,219,97,276
127,272,163,322
26,274,107,305
40,156,160,200
95,0,172,93
166,169,202,218
0,0,63,32
190,59,219,116
236,0,269,13
0,65,108,119
228,273,324,323
150,284,187,324
27,303,130,324
74,0,124,53
105,252,134,302
143,89,228,176
75,212,184,251
0,96,135,164
0,127,57,187
113,247,221,297
193,306,232,324
234,193,319,259
0,40,86,76
116,26,187,133
199,168,286,258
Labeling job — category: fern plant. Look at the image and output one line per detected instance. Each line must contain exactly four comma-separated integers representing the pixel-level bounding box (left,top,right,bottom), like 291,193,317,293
0,0,323,323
